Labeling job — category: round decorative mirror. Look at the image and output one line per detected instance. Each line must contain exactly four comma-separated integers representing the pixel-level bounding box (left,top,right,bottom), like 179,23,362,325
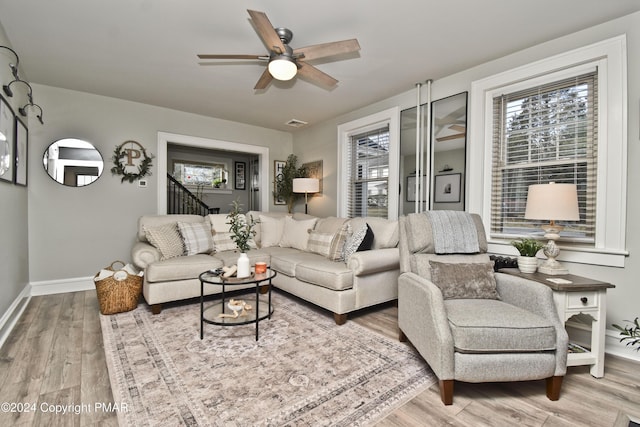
43,138,104,187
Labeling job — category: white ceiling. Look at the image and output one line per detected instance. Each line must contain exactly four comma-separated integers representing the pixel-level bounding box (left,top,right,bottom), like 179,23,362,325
1,1,639,132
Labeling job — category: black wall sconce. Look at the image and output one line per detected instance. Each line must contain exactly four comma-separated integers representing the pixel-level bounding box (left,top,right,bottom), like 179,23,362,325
0,46,19,79
3,78,33,102
19,102,43,124
1,46,44,125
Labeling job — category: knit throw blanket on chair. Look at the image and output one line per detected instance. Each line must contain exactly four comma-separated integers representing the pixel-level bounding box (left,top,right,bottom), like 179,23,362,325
425,210,480,254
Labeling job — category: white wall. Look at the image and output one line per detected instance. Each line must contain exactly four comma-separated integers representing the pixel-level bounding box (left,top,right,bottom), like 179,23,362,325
24,85,292,285
0,27,29,334
293,12,640,356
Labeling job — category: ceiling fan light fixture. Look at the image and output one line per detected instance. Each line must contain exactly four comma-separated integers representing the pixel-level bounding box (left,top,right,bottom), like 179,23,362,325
268,56,297,81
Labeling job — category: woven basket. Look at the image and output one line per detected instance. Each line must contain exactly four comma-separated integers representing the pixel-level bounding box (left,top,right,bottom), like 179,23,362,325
94,260,143,315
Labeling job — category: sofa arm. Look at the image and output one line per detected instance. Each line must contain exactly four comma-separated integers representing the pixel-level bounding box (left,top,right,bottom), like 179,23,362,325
347,248,399,276
398,272,454,379
132,241,161,269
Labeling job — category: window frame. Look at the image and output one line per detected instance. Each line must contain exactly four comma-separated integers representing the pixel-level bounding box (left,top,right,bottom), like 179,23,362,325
337,107,400,219
490,67,598,243
468,35,628,267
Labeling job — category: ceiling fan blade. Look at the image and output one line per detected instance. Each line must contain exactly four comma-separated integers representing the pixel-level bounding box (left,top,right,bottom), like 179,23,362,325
297,62,338,88
247,9,285,53
436,133,466,142
294,39,360,61
449,124,466,133
254,68,273,90
198,54,265,60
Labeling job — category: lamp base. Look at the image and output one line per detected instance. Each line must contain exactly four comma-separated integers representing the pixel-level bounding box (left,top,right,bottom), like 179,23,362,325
540,238,568,275
538,259,569,275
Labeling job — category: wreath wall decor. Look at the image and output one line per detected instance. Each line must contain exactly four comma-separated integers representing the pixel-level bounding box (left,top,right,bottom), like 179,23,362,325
111,140,154,183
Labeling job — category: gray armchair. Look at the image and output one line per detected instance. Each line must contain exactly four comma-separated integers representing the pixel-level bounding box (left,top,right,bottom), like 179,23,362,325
398,211,568,405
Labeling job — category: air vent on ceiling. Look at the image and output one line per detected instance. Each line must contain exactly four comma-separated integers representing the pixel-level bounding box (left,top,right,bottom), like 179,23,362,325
285,119,308,128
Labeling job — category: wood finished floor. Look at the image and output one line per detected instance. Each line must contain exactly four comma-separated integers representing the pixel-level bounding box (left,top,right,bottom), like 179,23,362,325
1,290,639,426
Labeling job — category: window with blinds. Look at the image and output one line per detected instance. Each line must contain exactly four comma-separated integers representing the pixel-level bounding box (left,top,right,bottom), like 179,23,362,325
490,70,597,243
346,125,390,218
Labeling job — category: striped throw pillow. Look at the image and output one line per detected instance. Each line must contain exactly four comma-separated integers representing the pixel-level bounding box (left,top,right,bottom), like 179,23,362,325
178,222,214,256
307,231,334,257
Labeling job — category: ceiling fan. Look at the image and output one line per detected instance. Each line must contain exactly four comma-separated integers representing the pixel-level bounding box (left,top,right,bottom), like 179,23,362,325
197,9,360,90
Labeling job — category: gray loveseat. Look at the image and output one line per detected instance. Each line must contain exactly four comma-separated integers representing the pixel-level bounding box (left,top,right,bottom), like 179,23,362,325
131,211,400,324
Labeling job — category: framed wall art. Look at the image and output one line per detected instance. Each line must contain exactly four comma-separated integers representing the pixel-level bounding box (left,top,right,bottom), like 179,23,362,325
234,161,246,190
14,117,27,186
406,175,427,202
0,96,15,184
273,160,286,204
434,173,461,203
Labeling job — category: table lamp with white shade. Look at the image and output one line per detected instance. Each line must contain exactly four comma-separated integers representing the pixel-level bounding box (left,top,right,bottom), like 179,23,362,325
293,178,319,214
524,182,580,275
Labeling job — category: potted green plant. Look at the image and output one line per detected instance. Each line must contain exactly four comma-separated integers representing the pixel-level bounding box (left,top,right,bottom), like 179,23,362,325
613,317,640,352
226,199,257,278
511,237,545,273
274,154,307,213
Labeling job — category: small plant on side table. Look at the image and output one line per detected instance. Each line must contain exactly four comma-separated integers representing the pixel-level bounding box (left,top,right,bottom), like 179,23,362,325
511,237,545,273
511,238,545,257
612,317,640,351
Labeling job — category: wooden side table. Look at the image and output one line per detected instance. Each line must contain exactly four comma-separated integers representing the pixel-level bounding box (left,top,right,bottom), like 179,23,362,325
499,268,615,378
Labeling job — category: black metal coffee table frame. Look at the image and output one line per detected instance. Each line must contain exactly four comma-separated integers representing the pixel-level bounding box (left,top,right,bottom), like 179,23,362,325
199,268,276,341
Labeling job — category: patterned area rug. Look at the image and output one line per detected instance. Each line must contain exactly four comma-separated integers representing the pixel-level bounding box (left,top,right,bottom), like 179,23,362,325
100,291,435,426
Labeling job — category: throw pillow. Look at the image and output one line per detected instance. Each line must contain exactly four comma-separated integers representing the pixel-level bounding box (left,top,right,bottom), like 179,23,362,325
144,223,184,260
358,224,374,251
279,216,318,251
342,223,368,261
178,221,214,256
307,231,334,257
208,213,232,233
428,261,500,300
212,232,238,252
327,223,350,261
259,215,285,248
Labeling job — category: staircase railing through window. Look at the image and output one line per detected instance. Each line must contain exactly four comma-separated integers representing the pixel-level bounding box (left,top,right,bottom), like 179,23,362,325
167,174,220,215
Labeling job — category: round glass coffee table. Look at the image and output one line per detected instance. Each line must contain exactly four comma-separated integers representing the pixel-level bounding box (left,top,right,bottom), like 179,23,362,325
199,268,276,341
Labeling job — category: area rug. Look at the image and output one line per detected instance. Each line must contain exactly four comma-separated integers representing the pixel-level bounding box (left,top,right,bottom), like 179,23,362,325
100,291,435,426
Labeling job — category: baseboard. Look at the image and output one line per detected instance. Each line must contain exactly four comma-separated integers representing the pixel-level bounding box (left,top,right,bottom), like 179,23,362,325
30,276,95,296
566,320,640,363
0,285,31,350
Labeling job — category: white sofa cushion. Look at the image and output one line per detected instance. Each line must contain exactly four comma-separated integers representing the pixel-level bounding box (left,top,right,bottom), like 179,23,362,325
259,214,286,247
270,251,320,277
295,258,353,291
146,254,222,282
207,213,231,233
279,216,318,250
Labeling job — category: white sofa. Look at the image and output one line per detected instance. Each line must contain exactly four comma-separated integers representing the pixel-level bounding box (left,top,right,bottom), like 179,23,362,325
131,211,400,324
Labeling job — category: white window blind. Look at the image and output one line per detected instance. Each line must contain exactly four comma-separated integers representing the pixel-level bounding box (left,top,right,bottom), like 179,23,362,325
347,125,390,218
490,71,597,243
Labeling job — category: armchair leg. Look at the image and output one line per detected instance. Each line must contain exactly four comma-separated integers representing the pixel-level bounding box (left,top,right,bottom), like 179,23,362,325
546,376,563,401
439,380,454,405
399,329,407,342
151,304,162,314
